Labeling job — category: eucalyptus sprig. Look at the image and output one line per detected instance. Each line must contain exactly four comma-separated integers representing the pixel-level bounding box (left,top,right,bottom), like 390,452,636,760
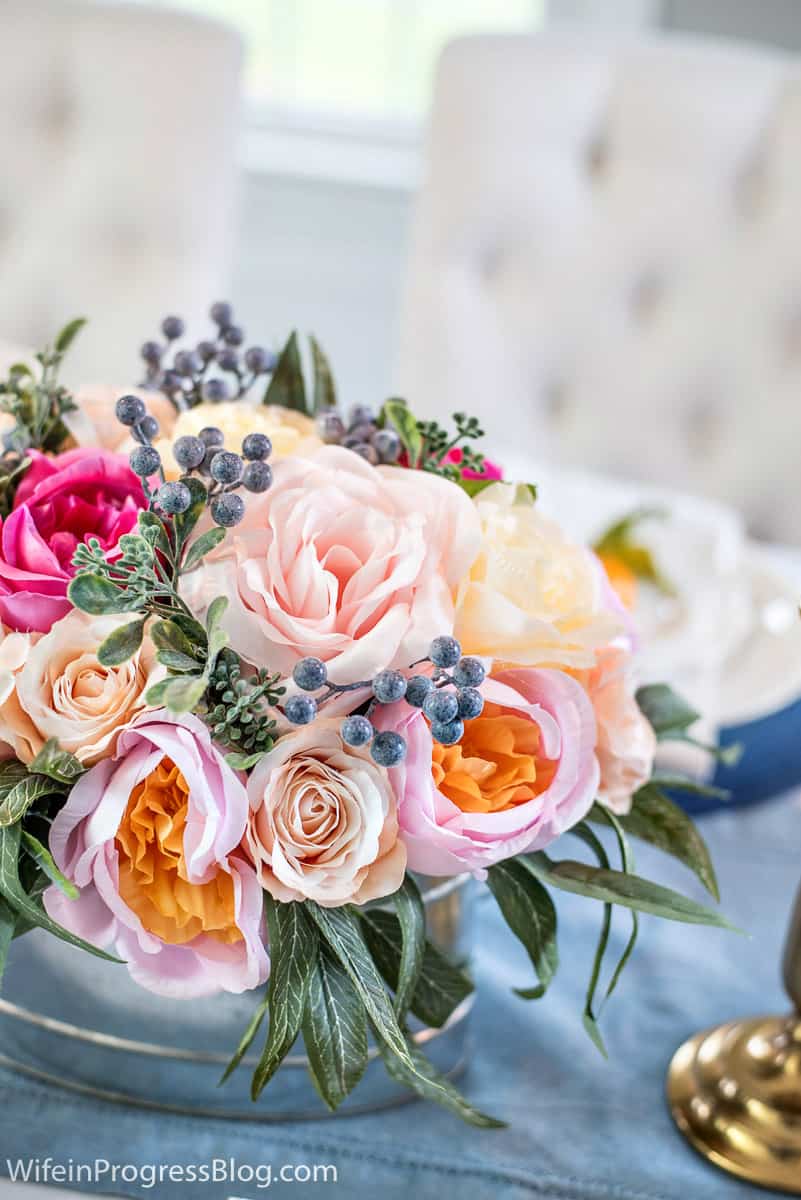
0,317,84,457
380,399,490,482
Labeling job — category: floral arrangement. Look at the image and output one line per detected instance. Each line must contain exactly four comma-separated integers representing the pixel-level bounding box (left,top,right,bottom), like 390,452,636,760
0,308,730,1127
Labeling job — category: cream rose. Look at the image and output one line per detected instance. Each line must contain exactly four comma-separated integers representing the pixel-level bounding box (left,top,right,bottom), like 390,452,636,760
246,720,407,907
454,482,623,670
155,401,322,479
185,446,481,684
0,610,162,764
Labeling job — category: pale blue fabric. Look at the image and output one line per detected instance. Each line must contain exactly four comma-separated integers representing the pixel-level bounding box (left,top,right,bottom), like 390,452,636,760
0,791,798,1200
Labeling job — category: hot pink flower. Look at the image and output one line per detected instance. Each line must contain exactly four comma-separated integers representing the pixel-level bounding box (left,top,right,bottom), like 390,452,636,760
0,448,145,632
45,711,269,999
373,668,599,876
443,447,504,481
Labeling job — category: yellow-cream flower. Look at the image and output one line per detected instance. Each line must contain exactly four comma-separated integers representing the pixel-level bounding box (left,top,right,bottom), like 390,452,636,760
454,482,623,670
157,402,321,478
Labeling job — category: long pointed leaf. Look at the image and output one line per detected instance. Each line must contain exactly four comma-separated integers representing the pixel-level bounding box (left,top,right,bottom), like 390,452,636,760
391,875,426,1020
221,992,269,1085
377,1031,504,1129
0,896,15,989
486,859,558,999
302,947,368,1110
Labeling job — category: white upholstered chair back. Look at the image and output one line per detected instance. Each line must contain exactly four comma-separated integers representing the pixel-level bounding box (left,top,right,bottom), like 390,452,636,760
0,0,242,383
397,34,801,541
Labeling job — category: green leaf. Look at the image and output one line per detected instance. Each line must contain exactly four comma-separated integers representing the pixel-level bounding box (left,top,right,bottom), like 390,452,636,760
20,831,78,899
183,527,226,572
382,398,422,468
263,331,308,414
635,684,700,740
596,787,720,900
0,774,63,828
566,824,613,1056
28,740,84,786
156,649,201,673
310,335,337,414
593,507,673,593
360,907,473,1027
302,946,368,1110
458,477,497,499
251,898,318,1098
522,851,734,928
225,750,268,772
0,825,120,962
97,618,145,667
583,814,639,1008
68,573,131,616
150,618,198,658
486,859,558,999
378,1032,504,1129
173,476,209,545
54,317,87,356
0,895,16,989
390,875,426,1020
221,992,269,1085
158,674,207,714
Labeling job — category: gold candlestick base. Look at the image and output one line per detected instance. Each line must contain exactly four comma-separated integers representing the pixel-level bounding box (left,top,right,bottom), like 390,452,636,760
667,1014,801,1194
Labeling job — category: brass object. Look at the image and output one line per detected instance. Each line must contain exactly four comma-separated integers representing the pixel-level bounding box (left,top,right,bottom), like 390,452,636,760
667,884,801,1193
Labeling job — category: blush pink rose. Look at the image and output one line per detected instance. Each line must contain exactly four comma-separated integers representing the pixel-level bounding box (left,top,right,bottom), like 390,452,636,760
0,448,145,633
45,711,269,999
373,668,599,876
583,647,656,815
185,446,481,684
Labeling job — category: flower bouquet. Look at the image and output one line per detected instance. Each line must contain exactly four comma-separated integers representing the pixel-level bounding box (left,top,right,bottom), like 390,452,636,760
0,308,730,1126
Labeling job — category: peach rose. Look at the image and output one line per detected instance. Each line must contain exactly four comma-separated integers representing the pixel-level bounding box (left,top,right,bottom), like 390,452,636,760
64,385,177,452
455,483,623,670
582,647,656,815
185,446,481,684
0,626,38,759
246,720,407,906
0,610,162,765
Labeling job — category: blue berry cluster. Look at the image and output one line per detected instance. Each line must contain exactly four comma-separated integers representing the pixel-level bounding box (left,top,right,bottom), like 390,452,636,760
315,403,401,466
116,398,274,529
139,303,277,408
284,637,486,767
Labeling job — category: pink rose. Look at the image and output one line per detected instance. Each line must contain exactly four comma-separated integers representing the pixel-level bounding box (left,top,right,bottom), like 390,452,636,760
373,668,599,876
185,446,481,684
443,447,504,481
584,647,656,815
45,712,268,998
246,720,406,907
0,448,145,633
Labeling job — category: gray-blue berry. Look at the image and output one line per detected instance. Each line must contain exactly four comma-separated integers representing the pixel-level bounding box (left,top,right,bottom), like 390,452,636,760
457,687,484,720
140,340,162,365
242,433,272,461
199,426,225,446
371,731,407,767
174,349,202,377
285,695,317,725
423,690,459,724
210,493,245,527
161,315,185,341
316,411,345,443
223,324,244,347
292,657,328,692
353,442,379,465
429,635,461,668
341,715,373,748
242,461,273,493
209,450,243,485
210,301,233,328
129,446,162,477
430,719,464,746
371,428,401,463
244,346,274,374
161,369,181,393
115,394,146,426
372,670,407,704
173,435,206,470
217,348,240,373
348,404,375,429
203,378,229,403
196,339,217,362
453,657,486,688
157,481,192,514
132,414,159,444
405,675,434,708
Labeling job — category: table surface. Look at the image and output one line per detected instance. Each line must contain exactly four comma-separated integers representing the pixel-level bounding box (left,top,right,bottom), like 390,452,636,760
0,787,798,1200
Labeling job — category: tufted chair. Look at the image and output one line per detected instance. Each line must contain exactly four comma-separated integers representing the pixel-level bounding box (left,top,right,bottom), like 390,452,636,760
0,0,242,384
397,33,801,541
